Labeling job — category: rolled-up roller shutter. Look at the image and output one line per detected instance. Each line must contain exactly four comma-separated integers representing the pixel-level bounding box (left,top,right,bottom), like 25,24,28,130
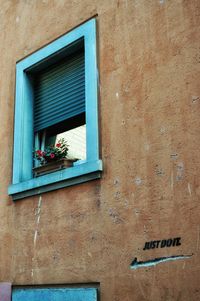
34,49,85,132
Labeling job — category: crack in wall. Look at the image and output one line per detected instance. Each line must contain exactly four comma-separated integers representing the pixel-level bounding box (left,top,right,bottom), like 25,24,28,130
130,254,193,270
33,195,42,248
32,195,42,279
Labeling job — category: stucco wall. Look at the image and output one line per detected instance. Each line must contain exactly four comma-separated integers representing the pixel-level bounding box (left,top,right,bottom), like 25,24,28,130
0,0,200,300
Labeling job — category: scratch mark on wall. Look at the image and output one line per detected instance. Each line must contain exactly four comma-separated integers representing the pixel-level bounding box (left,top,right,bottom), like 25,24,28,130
130,254,193,270
138,278,146,299
133,274,146,299
196,226,200,250
33,196,42,255
143,225,148,240
188,183,192,196
144,143,150,151
192,96,200,103
149,269,156,300
34,195,42,247
32,196,43,279
176,162,184,181
171,171,174,190
116,92,119,99
36,196,42,218
88,252,92,258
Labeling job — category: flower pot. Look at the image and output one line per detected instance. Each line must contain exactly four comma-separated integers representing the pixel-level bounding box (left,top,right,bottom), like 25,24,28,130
33,158,76,177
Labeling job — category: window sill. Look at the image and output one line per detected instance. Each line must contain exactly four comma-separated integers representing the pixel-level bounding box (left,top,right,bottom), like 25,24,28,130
8,160,102,200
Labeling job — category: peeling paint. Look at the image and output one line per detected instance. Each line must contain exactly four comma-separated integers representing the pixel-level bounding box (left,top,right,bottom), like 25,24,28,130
134,209,140,216
143,225,148,235
135,177,142,186
108,208,124,224
160,126,166,134
124,199,129,207
130,254,193,270
114,178,120,186
144,143,150,151
114,191,121,200
155,165,164,176
170,153,178,160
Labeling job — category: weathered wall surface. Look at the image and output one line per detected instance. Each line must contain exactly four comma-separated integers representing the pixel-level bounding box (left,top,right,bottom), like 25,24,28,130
0,0,200,300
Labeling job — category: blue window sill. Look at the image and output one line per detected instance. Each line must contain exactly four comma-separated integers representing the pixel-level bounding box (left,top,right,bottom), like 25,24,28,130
8,160,102,200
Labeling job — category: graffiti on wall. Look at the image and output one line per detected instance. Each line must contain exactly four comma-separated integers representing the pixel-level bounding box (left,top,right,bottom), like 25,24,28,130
143,237,181,250
130,237,193,270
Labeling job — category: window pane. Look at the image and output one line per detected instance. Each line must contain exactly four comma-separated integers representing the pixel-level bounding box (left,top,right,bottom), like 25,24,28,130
56,124,86,160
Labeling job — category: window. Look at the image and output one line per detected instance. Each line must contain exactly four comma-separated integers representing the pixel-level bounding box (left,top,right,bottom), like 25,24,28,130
33,43,86,165
12,287,98,301
8,19,102,200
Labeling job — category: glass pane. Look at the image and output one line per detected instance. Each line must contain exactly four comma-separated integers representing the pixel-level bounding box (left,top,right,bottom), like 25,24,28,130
56,124,86,160
34,124,86,168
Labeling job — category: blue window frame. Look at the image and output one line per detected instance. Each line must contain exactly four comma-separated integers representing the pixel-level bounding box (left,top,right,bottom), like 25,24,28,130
8,19,102,200
12,287,98,301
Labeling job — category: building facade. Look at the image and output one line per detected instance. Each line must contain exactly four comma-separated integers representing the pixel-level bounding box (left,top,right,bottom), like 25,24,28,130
0,0,200,300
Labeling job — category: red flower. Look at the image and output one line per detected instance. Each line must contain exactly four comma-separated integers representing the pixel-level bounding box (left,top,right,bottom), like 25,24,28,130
50,153,55,159
56,143,61,147
36,150,44,157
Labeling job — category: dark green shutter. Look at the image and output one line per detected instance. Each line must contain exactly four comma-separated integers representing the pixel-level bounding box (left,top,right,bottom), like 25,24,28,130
34,49,85,132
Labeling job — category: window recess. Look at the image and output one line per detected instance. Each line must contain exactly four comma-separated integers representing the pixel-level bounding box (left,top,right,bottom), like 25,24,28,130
32,43,86,167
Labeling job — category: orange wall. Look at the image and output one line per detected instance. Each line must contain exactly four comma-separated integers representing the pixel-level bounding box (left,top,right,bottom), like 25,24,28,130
0,1,200,300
